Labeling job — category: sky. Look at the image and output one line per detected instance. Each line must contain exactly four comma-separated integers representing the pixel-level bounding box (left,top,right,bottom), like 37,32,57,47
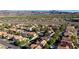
59,10,79,12
0,0,79,12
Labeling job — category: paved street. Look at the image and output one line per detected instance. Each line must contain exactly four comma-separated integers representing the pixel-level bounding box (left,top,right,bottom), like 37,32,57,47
0,39,20,49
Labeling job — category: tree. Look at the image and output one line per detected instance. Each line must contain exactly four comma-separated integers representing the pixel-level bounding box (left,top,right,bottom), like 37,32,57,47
45,30,61,48
15,38,29,48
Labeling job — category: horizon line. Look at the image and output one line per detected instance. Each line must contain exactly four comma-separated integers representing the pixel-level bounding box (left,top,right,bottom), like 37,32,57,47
0,10,79,12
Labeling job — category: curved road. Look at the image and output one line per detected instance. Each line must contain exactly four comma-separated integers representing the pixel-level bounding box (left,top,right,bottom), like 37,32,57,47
0,39,20,49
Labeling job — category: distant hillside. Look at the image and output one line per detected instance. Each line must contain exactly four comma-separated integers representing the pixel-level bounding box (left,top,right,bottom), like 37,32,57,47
0,10,79,16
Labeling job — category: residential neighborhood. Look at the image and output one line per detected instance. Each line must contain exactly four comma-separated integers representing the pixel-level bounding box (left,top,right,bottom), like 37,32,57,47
0,10,79,49
0,22,78,49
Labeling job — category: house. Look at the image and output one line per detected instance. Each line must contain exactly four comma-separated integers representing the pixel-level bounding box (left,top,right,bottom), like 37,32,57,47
58,45,70,49
35,45,42,49
63,31,74,37
49,32,55,37
30,44,42,49
66,25,77,34
0,31,7,36
40,40,47,46
26,32,36,35
0,23,3,26
58,40,74,49
62,36,71,41
6,34,14,40
26,32,38,40
30,44,37,49
9,28,17,32
13,35,23,40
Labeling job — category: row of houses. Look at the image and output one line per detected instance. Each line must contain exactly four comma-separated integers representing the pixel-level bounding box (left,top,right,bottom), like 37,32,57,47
0,23,56,49
58,25,78,49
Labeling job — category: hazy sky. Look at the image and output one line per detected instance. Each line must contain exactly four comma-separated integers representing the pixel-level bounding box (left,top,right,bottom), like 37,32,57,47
60,10,79,12
0,0,79,10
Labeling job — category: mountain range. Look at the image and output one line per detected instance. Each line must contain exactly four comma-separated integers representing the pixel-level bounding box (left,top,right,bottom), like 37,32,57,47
0,10,79,16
